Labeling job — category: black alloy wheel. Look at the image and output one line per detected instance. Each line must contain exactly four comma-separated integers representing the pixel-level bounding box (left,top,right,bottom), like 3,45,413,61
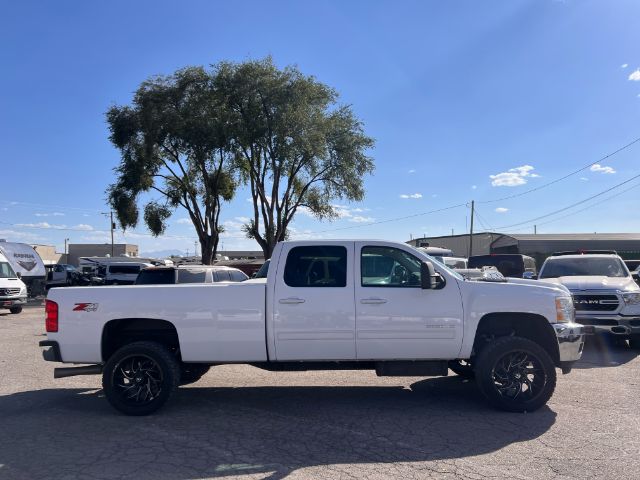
475,336,556,413
103,341,179,415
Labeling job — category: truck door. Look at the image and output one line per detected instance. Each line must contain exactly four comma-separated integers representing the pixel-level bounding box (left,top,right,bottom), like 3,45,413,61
273,243,356,360
355,242,464,360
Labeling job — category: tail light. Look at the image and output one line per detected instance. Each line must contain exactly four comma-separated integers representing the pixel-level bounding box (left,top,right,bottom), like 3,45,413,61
45,300,58,332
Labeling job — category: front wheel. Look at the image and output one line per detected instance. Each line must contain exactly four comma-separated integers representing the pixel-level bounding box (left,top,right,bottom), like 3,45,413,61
102,341,180,416
9,306,22,314
475,336,556,413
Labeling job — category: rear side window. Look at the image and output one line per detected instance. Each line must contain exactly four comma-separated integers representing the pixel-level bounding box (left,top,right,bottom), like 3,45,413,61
213,270,231,282
229,270,248,282
284,246,347,287
135,269,175,285
178,269,207,284
109,265,141,275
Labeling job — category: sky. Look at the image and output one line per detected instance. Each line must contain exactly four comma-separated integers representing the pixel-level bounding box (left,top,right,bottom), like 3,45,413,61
1,0,640,256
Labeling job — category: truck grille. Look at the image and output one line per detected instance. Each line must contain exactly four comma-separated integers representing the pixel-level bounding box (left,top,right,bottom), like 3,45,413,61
573,294,619,311
0,288,21,296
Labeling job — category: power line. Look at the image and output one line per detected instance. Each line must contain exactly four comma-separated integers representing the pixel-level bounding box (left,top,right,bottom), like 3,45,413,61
492,172,640,231
478,135,640,204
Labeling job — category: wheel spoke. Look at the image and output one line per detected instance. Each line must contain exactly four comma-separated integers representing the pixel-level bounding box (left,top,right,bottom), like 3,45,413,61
113,354,163,406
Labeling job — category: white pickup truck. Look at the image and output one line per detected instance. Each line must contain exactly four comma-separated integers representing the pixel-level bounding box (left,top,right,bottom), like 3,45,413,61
40,240,585,416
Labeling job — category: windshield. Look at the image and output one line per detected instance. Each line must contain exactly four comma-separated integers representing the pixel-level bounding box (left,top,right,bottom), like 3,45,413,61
0,262,17,278
540,257,629,278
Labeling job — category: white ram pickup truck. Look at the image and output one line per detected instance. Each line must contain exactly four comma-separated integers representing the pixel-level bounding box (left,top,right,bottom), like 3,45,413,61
40,240,585,416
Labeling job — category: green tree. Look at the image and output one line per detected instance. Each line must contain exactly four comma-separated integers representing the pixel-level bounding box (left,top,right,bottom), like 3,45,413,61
215,58,375,258
106,67,235,264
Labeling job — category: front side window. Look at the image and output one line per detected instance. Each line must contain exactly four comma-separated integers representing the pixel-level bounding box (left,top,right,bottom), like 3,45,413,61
284,246,347,287
361,246,421,287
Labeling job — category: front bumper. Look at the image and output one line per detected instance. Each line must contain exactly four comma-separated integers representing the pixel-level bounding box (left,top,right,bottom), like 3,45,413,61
575,315,640,336
553,322,585,363
0,296,27,308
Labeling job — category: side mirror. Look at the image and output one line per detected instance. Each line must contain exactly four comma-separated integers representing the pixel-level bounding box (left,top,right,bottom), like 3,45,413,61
421,261,437,289
632,271,639,280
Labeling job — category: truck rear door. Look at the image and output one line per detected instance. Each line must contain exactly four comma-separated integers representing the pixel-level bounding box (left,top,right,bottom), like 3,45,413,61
272,243,356,360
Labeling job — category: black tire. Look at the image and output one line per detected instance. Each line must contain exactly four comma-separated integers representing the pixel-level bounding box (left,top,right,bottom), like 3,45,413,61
102,341,180,416
629,335,640,350
475,336,556,413
179,364,211,386
9,306,22,314
448,359,475,378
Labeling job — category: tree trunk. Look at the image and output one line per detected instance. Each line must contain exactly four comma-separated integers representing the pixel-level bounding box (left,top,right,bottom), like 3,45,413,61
200,235,218,265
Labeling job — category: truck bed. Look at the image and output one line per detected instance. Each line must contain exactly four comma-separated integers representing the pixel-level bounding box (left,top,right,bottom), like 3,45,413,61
46,283,268,363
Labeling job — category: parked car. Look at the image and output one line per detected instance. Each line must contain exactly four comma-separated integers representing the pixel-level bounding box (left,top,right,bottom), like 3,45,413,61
417,246,453,263
624,259,640,272
468,254,537,278
442,256,468,269
135,265,248,285
99,262,154,285
41,239,584,416
45,264,84,288
538,250,640,347
0,251,27,314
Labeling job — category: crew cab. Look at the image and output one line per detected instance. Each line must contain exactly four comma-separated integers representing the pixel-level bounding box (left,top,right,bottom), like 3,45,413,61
538,250,640,348
40,240,585,416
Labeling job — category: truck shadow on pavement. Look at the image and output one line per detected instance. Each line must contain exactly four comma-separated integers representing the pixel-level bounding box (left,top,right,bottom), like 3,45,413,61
0,376,556,480
573,335,639,369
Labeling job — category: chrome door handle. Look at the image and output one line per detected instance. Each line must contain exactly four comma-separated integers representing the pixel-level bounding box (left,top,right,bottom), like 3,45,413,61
279,297,306,304
360,297,388,305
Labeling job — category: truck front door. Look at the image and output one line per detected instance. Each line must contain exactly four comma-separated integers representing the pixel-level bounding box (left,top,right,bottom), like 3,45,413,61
355,243,464,360
273,243,356,360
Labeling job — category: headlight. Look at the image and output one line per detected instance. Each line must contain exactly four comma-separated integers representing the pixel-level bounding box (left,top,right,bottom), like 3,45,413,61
622,292,640,305
555,296,575,322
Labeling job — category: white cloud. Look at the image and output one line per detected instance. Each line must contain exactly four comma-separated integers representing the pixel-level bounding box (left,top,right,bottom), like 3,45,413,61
471,185,477,190
34,212,65,217
176,218,191,224
490,165,539,187
0,229,45,242
349,215,375,223
621,63,629,69
590,164,616,174
580,177,589,181
628,69,640,81
16,222,66,229
494,207,509,213
408,169,416,174
399,193,423,199
71,224,94,231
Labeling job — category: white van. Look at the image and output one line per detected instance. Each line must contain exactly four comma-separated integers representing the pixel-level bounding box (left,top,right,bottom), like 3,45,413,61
101,262,153,285
0,252,28,314
0,240,46,297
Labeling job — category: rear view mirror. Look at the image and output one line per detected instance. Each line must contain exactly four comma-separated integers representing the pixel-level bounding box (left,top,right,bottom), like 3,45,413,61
421,261,437,289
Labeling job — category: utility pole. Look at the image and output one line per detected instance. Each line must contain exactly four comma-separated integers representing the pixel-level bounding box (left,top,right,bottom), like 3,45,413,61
534,224,537,234
451,228,454,236
468,200,475,258
110,211,115,257
64,238,69,261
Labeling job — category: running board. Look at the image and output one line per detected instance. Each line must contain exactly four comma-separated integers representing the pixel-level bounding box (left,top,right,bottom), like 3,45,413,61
375,360,448,377
54,365,103,378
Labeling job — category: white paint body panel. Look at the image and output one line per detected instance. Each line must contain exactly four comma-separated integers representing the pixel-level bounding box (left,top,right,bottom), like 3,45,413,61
47,240,572,365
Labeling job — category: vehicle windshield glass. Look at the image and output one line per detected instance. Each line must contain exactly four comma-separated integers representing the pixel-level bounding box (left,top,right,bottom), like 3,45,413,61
254,260,269,279
0,262,17,278
540,257,629,278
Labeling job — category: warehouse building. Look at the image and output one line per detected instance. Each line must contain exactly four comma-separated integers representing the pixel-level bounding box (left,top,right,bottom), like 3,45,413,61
67,243,139,267
407,233,640,265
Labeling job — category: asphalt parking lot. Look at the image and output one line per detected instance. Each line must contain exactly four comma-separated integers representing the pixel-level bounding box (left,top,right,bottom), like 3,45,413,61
1,305,639,480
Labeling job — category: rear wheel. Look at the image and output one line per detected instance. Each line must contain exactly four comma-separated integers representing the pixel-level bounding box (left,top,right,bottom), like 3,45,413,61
448,359,475,378
9,306,22,314
102,341,180,416
179,364,210,386
475,336,556,413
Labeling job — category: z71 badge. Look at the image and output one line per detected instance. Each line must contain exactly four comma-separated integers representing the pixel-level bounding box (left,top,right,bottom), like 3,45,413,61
73,303,99,312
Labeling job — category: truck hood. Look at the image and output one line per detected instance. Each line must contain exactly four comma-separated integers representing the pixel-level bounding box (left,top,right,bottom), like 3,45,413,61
539,276,639,292
461,275,570,296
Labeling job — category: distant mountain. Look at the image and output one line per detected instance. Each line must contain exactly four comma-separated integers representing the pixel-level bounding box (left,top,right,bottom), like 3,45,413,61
140,249,186,259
